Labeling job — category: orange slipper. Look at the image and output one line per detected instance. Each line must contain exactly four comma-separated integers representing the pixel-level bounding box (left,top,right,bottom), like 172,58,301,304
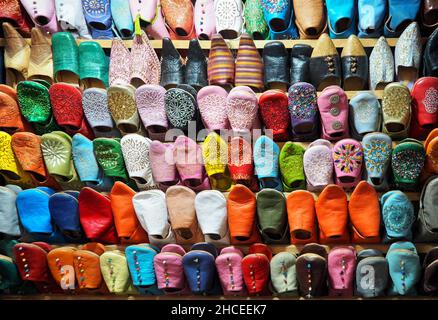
11,132,60,189
348,181,381,243
424,129,438,174
110,181,149,244
286,190,318,245
0,84,31,133
315,184,350,244
227,184,261,245
73,243,106,292
47,247,77,291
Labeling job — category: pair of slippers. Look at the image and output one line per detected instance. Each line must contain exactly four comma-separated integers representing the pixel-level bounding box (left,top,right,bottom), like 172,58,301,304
149,136,210,192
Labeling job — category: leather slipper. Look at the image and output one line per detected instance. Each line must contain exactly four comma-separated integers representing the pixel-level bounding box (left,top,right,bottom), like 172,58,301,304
332,139,364,190
279,142,306,191
253,135,283,191
93,137,130,183
286,190,318,244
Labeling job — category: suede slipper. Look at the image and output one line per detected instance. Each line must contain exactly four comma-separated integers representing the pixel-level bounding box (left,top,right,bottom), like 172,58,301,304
149,141,180,190
279,142,306,192
257,189,289,244
49,191,83,243
253,135,283,191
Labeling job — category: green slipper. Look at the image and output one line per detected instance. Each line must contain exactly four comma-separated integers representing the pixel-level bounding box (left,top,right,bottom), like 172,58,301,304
244,0,269,40
279,142,306,191
0,239,18,258
93,137,129,182
41,131,83,190
257,189,289,244
79,41,109,89
52,32,80,85
17,81,52,124
33,115,62,135
0,254,22,293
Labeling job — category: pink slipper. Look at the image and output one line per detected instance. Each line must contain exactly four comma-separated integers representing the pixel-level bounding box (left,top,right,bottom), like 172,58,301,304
21,0,60,34
332,139,364,189
129,0,170,39
109,39,131,86
215,246,246,295
149,140,179,190
194,0,216,39
304,139,334,192
130,31,161,87
226,86,258,134
174,136,211,192
318,85,350,141
197,85,230,131
135,84,168,140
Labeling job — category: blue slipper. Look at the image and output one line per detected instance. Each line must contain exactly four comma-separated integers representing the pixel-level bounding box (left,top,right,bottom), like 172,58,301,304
381,191,415,243
49,191,83,242
362,133,392,191
82,0,114,39
110,0,134,39
261,0,299,39
357,0,387,38
326,0,357,38
349,92,382,140
384,0,421,37
183,249,217,295
0,186,21,237
16,188,54,234
126,244,159,288
253,136,283,191
386,241,421,296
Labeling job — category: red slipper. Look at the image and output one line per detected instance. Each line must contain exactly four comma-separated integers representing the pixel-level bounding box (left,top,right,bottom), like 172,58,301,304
258,90,290,141
49,83,84,132
410,77,438,140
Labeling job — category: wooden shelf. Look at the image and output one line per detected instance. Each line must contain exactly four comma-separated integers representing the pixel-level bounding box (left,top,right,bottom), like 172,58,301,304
0,37,416,49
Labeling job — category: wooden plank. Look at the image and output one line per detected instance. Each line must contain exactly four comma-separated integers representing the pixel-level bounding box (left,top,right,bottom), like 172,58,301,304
0,38,418,49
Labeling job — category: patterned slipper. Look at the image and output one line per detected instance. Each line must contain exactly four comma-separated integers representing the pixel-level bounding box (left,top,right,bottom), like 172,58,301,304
49,83,84,132
17,81,52,125
259,90,290,141
81,0,114,39
82,88,116,137
208,34,235,89
108,84,141,135
93,137,130,183
332,139,364,190
109,39,131,86
303,139,333,192
0,85,30,134
135,84,168,141
165,88,197,133
226,86,258,134
381,191,415,242
235,34,264,92
130,31,161,87
349,92,382,140
120,134,158,190
382,83,412,139
391,138,425,190
279,142,306,192
228,137,258,192
197,85,230,131
149,141,179,190
253,135,283,191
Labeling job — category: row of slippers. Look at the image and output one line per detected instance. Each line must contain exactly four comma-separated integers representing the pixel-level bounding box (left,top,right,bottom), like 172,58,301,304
0,125,437,192
0,180,436,247
4,0,438,40
1,241,438,297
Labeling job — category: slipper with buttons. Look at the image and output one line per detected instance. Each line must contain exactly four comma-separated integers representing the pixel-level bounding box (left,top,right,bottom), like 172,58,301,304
381,191,415,243
253,135,283,191
391,139,425,190
327,246,357,297
73,243,106,292
47,247,77,291
296,244,328,298
318,85,349,141
154,244,188,294
279,142,306,192
215,247,245,296
303,139,333,192
241,243,271,296
93,137,130,183
362,132,392,191
270,251,298,296
108,84,140,135
126,244,160,292
100,251,133,294
332,139,364,190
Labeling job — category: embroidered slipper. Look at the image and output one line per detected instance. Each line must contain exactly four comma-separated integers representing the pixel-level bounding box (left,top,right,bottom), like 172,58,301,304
0,185,21,237
208,34,235,89
332,139,364,190
82,88,116,137
424,129,438,174
194,0,216,39
317,85,349,141
382,83,412,139
244,0,269,40
195,190,230,245
107,84,140,135
166,186,204,244
261,0,299,39
82,0,114,39
279,142,306,192
253,135,283,191
202,132,233,192
391,138,425,191
227,184,261,245
100,251,132,294
72,133,112,191
235,34,264,92
349,181,381,244
49,191,83,243
0,131,34,189
130,31,161,87
0,3,32,36
315,184,350,244
161,0,196,40
288,82,319,142
49,83,84,132
270,251,298,295
286,190,318,244
110,182,149,244
228,136,257,192
197,85,230,131
78,187,118,244
54,0,91,38
111,0,134,38
52,32,80,85
27,27,54,84
133,190,176,247
121,134,157,190
11,132,60,189
328,246,357,297
17,81,52,125
109,39,131,87
174,136,211,192
47,247,77,291
149,141,179,190
165,88,197,133
79,41,109,89
257,189,289,244
369,36,395,90
226,86,258,134
215,246,245,295
2,22,30,88
0,86,29,134
303,139,333,192
214,0,245,39
93,137,130,183
258,90,290,141
381,191,415,243
135,84,168,141
349,92,382,140
362,132,392,191
153,244,187,294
